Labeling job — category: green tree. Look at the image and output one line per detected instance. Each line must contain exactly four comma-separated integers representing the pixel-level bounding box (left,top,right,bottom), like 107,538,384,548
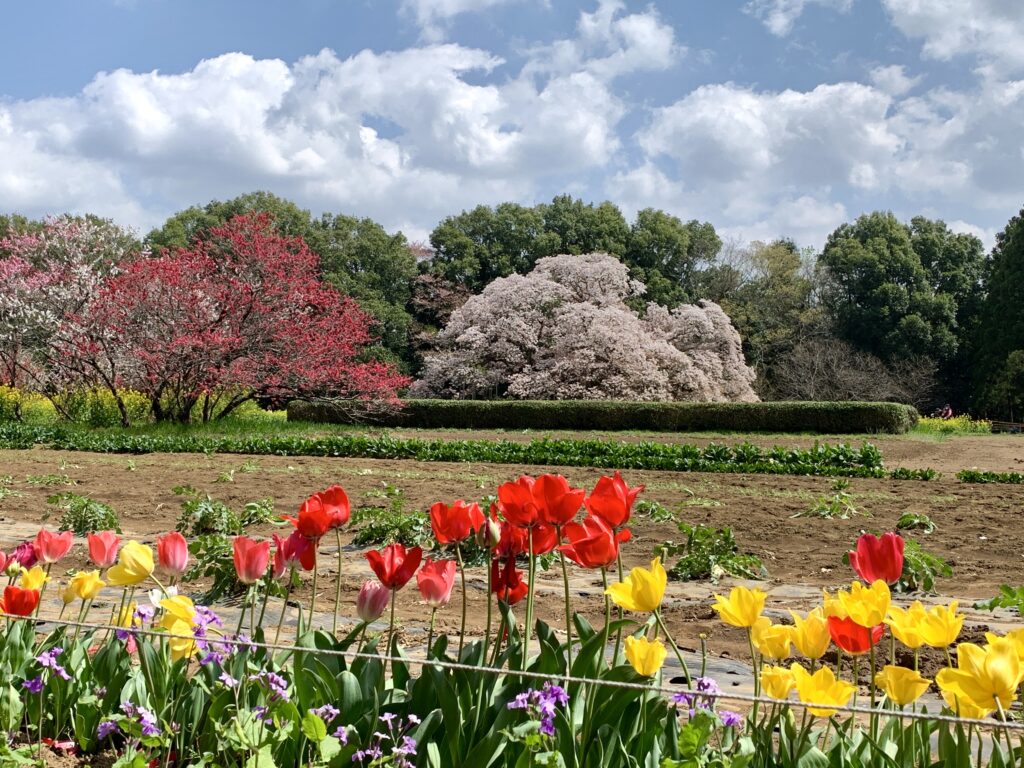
975,207,1024,416
820,211,958,366
626,209,722,305
540,195,629,257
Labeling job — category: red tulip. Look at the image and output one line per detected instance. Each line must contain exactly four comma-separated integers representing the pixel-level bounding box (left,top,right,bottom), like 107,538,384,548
491,558,528,605
1,585,40,616
282,495,333,540
848,532,905,586
495,520,528,560
366,543,422,590
497,476,539,527
585,471,644,529
87,531,120,569
430,500,485,545
319,485,351,529
356,580,390,622
272,531,314,578
156,532,189,578
33,529,73,564
559,515,626,569
530,523,560,555
533,474,585,527
416,558,457,608
232,537,271,585
827,615,884,655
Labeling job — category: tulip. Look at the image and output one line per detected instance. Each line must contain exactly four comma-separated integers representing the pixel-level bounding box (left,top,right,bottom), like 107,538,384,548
837,580,890,629
885,601,928,650
791,663,857,718
919,601,964,649
875,665,931,706
585,471,644,529
606,557,667,613
150,585,177,608
319,485,351,529
0,551,6,573
60,580,77,606
430,500,485,545
711,585,767,628
272,530,313,579
9,541,38,570
495,520,528,560
232,537,271,585
940,687,992,719
156,532,189,579
1,585,40,616
821,588,848,619
282,495,333,540
491,558,528,605
985,628,1024,666
761,666,796,700
848,532,904,585
87,531,120,569
752,618,793,662
416,558,457,608
624,635,667,677
356,580,390,623
496,476,539,528
827,615,884,655
559,514,623,569
533,474,586,527
788,608,831,660
69,570,104,601
33,528,74,565
19,565,49,591
107,541,155,586
475,515,501,549
366,543,422,591
936,639,1020,716
159,595,198,662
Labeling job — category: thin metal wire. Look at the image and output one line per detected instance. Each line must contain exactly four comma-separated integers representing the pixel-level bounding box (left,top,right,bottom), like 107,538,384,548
4,611,1023,730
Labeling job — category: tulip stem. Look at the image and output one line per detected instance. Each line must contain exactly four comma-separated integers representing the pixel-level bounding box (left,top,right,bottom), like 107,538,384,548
333,529,343,636
273,577,294,645
235,585,252,638
309,551,319,632
483,558,493,665
385,587,397,680
522,528,536,673
654,610,691,689
427,607,437,657
612,553,624,663
256,574,271,631
557,531,573,677
456,542,467,659
869,642,877,743
746,627,760,723
601,568,611,668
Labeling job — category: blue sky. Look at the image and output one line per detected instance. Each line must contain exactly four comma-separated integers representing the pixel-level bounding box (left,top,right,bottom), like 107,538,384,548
1,0,1021,249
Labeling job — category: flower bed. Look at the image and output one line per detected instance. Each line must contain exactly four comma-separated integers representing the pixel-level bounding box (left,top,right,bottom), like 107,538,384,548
0,476,1021,767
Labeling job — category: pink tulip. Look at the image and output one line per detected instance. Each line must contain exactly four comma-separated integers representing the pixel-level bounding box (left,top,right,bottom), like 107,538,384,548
9,541,37,570
232,537,271,585
272,531,313,579
156,532,189,578
33,529,73,564
0,551,7,573
87,531,121,569
356,580,390,623
416,558,457,609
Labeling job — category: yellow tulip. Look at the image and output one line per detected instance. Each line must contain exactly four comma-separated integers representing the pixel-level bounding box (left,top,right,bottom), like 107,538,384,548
940,687,993,720
115,601,138,629
752,618,793,662
107,541,155,586
790,663,856,718
837,580,890,629
935,639,1019,716
822,589,848,619
919,602,963,649
19,565,49,591
606,558,667,613
69,570,105,601
161,618,198,662
874,665,931,706
711,585,766,628
60,581,77,606
789,608,831,659
985,628,1024,670
761,665,796,700
885,601,928,650
624,635,667,677
159,594,197,626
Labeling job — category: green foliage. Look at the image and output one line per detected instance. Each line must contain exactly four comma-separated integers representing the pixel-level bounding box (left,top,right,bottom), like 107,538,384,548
896,511,936,534
51,388,151,427
350,485,431,548
656,522,767,581
290,398,920,434
956,469,1024,484
633,500,678,524
888,467,939,480
184,534,244,602
174,486,274,536
49,492,120,534
896,539,952,593
793,479,866,519
915,415,991,434
975,585,1024,615
25,472,73,486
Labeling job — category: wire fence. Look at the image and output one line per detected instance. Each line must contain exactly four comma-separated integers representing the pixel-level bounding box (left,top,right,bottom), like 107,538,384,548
4,611,1023,731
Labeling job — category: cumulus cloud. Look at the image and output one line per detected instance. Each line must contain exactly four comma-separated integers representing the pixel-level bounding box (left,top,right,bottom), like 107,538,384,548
743,0,853,36
869,64,923,95
400,0,528,41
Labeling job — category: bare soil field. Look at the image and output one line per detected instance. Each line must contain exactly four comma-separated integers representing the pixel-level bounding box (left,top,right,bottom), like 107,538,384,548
0,434,1020,668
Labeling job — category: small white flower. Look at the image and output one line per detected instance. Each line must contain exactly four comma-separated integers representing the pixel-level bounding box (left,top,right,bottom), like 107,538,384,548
149,584,178,608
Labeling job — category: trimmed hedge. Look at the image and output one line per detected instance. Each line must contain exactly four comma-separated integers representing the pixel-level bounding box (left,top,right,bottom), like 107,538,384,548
287,399,919,435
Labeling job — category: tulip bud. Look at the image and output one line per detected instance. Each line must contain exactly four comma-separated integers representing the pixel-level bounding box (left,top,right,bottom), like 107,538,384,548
476,518,501,549
356,580,390,623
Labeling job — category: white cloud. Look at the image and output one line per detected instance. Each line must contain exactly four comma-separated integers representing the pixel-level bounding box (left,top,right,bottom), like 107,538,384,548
743,0,853,37
869,64,923,95
400,0,528,42
882,0,1024,76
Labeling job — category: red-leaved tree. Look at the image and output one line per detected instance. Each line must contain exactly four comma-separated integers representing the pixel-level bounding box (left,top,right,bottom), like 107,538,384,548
64,213,408,422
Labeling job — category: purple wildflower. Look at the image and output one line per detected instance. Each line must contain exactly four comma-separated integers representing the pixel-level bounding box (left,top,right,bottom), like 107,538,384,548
253,705,272,725
97,720,120,740
672,676,721,711
36,647,71,681
311,704,340,723
134,605,155,624
333,726,349,745
720,710,743,728
137,706,161,737
22,677,43,694
506,682,569,739
250,670,290,702
218,672,239,689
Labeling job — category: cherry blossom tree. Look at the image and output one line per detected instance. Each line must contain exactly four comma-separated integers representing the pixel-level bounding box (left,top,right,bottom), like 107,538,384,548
411,253,758,401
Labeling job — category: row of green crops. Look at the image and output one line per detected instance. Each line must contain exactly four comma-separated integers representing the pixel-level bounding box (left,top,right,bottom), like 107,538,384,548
0,424,924,478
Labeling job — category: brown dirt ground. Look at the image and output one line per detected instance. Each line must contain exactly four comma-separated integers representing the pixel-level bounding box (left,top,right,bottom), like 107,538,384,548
0,435,1021,675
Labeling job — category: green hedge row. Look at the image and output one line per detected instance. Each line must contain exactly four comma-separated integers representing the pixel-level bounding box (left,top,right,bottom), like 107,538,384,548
287,399,919,435
957,469,1024,484
0,423,907,478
